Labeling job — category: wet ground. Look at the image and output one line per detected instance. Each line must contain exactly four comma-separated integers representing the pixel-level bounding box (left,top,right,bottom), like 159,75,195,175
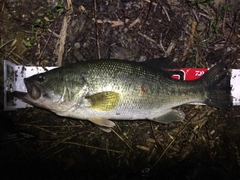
1,0,240,179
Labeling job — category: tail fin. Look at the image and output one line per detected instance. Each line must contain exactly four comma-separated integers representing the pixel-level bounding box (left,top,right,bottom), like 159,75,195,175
200,63,232,109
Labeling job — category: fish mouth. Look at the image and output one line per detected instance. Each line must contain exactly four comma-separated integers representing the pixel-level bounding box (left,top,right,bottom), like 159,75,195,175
13,78,42,100
12,90,37,107
12,78,43,104
12,91,29,100
24,78,42,100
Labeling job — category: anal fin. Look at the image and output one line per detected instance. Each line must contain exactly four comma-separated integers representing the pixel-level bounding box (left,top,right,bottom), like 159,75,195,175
89,117,115,127
89,118,115,133
152,109,185,124
98,126,112,133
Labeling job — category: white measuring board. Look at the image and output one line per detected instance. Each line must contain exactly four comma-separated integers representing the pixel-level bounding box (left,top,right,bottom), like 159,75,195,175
231,69,240,106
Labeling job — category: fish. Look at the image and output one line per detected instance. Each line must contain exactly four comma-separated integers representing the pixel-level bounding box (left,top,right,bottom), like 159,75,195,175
13,59,232,132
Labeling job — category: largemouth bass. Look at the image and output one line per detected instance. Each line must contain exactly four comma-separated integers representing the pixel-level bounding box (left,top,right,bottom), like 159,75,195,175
13,59,232,132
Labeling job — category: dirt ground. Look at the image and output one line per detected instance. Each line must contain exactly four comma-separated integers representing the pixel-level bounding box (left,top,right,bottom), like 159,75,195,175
1,0,240,179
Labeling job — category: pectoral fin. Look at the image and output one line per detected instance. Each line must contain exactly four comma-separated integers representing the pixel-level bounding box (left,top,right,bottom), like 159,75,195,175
86,91,120,111
152,109,185,124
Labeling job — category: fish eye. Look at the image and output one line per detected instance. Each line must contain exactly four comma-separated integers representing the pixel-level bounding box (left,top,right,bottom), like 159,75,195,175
37,74,45,82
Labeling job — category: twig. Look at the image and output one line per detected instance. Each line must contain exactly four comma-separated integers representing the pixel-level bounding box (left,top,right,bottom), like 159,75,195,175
182,21,197,60
106,140,110,158
152,123,190,167
123,18,141,33
62,141,123,153
198,12,213,20
144,0,157,6
10,52,27,63
111,129,134,152
3,53,21,65
16,123,57,135
138,32,166,53
40,135,74,158
34,125,58,135
138,32,157,44
54,0,73,67
159,33,166,54
136,145,150,151
38,16,61,60
162,5,171,22
22,136,73,162
16,124,83,128
94,0,101,59
152,111,200,168
192,9,199,22
44,146,68,159
0,39,14,49
47,29,61,38
165,41,176,57
95,19,124,27
144,0,154,23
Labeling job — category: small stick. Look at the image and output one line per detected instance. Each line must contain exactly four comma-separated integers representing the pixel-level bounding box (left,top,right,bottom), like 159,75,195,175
40,135,74,158
159,33,166,54
222,2,228,36
44,146,68,159
138,32,157,44
152,111,199,168
144,0,153,23
136,145,150,151
38,18,60,60
162,5,171,22
144,0,157,6
47,29,61,38
55,0,73,67
94,0,101,59
16,123,57,135
112,129,134,152
38,14,63,61
95,19,124,27
10,52,27,63
62,141,123,153
0,39,14,50
165,41,176,57
182,21,197,60
138,32,166,53
123,18,141,33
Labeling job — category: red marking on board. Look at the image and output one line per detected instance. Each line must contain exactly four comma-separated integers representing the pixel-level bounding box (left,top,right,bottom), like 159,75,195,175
170,68,208,80
172,74,181,79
